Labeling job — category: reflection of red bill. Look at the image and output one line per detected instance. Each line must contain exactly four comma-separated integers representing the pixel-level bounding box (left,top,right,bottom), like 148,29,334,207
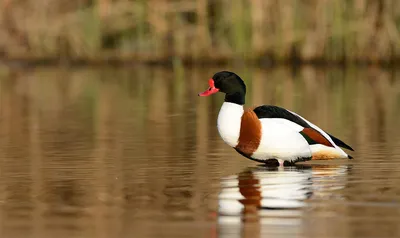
198,79,219,96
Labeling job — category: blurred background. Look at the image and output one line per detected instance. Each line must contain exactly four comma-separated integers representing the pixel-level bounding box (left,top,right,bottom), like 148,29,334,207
1,0,400,64
1,1,400,238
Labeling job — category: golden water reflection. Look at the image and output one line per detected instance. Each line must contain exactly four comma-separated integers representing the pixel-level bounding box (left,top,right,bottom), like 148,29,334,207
0,65,399,237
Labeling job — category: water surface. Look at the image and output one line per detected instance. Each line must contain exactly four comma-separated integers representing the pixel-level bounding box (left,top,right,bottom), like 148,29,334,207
0,65,399,238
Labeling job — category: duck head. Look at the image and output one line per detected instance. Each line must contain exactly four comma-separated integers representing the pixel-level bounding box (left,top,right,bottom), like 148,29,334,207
198,71,246,105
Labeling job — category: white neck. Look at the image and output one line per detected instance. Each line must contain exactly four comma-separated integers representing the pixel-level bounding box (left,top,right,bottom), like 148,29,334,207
217,102,244,147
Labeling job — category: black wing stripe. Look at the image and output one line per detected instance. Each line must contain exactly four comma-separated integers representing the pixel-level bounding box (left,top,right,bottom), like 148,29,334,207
328,133,354,151
253,105,354,151
253,105,310,128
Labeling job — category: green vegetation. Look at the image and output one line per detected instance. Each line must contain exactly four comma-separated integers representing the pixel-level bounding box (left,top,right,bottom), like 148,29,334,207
1,0,400,64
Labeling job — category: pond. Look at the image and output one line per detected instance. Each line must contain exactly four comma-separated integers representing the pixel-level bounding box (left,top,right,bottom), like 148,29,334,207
0,65,399,238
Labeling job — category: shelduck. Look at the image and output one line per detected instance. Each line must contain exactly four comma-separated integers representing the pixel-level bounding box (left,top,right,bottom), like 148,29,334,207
198,71,354,166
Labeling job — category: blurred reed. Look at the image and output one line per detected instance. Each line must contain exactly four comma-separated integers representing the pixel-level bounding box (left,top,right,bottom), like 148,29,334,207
0,0,400,64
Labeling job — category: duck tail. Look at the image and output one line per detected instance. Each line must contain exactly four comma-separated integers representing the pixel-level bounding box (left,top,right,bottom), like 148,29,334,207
347,155,354,159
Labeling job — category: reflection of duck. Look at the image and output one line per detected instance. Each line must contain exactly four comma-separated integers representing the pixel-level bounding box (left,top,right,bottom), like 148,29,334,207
217,165,349,238
198,71,354,166
219,165,349,213
219,166,312,217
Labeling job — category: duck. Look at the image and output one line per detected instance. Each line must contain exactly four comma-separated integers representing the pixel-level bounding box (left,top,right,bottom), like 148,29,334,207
198,71,354,166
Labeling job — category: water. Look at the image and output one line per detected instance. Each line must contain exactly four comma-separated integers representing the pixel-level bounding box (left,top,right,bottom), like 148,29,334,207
0,65,400,238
